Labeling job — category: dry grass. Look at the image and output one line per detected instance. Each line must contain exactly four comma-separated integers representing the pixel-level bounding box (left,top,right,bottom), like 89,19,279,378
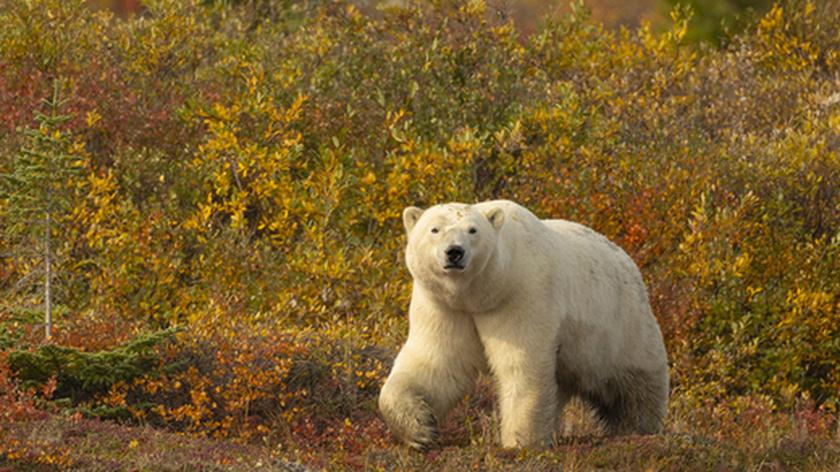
2,399,837,471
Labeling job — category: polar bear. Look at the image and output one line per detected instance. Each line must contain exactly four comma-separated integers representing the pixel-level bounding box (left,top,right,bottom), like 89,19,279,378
378,200,669,449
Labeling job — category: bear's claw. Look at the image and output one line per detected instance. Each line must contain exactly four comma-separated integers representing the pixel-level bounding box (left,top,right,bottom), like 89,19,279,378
405,409,439,450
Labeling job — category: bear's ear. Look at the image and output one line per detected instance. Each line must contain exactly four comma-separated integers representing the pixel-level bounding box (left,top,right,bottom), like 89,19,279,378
403,206,424,233
483,207,505,230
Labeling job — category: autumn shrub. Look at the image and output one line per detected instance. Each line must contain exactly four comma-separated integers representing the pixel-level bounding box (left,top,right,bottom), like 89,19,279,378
0,0,838,447
0,351,65,466
128,324,389,444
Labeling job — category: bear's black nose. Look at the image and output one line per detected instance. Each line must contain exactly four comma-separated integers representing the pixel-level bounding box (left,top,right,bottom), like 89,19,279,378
445,245,465,264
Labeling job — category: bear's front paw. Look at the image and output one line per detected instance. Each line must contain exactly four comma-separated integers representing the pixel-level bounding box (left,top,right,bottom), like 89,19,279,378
403,405,439,451
379,390,439,450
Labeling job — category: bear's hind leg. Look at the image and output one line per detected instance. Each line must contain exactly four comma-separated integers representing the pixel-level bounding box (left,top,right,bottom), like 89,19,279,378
587,368,668,435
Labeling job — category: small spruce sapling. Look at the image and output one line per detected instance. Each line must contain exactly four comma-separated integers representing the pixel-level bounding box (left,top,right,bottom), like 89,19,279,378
0,80,84,340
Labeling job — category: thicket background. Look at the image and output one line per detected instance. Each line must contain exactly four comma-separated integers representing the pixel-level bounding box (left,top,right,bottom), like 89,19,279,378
0,0,838,470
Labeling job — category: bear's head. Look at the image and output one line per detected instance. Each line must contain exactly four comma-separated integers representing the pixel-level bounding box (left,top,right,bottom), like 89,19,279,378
402,203,506,294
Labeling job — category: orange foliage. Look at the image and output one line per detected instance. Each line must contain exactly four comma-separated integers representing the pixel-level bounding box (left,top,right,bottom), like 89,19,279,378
0,1,838,464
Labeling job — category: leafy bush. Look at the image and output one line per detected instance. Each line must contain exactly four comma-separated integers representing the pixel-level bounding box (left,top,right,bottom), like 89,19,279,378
0,0,837,453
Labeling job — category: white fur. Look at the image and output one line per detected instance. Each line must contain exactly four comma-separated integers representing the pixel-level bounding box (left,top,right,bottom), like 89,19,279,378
379,200,669,449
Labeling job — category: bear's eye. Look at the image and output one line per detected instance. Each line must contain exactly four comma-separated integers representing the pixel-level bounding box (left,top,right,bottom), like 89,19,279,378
469,227,477,234
431,228,439,234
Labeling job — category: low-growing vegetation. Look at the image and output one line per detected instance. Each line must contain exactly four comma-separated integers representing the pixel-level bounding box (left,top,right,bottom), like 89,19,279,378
0,0,838,469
